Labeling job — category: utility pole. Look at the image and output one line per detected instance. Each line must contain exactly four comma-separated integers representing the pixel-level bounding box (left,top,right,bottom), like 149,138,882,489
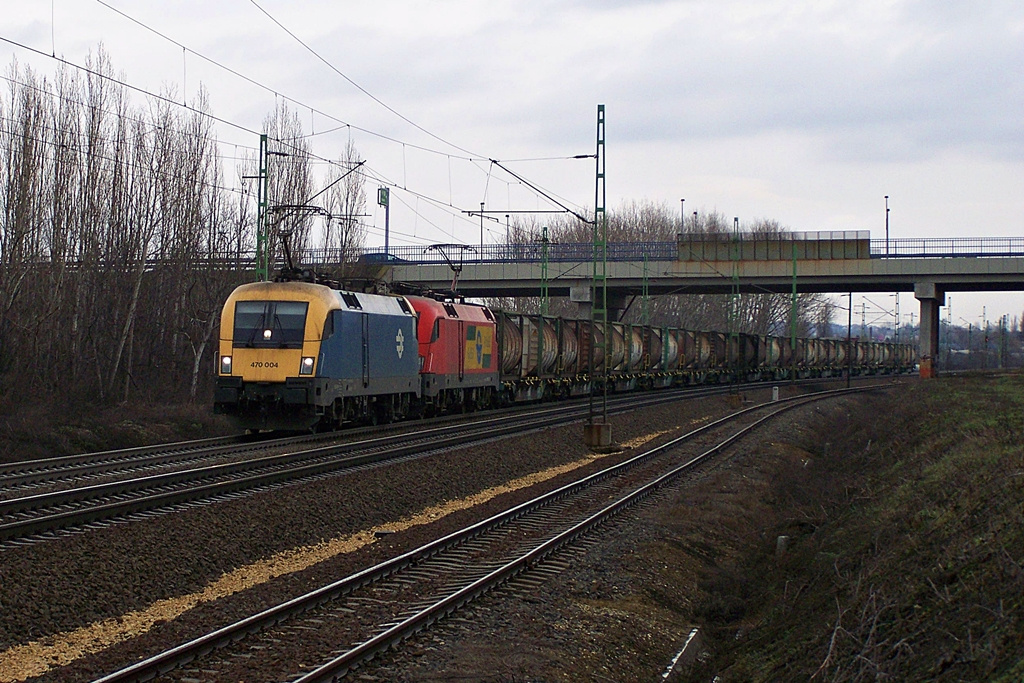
968,323,973,369
540,226,550,316
585,104,611,448
847,291,853,388
790,237,798,381
983,306,988,368
1000,315,1006,368
378,186,390,257
885,195,890,256
730,216,740,385
642,253,650,326
255,134,269,280
894,294,900,343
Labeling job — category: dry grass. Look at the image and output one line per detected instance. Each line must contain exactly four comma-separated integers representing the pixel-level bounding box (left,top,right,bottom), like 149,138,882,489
680,375,1024,682
0,399,235,464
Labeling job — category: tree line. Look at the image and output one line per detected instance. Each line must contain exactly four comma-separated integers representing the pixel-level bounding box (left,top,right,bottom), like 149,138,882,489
496,203,837,337
0,51,366,407
0,48,837,411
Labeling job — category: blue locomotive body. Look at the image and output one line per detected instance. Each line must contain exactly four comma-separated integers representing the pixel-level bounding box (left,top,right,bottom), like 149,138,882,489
214,281,420,431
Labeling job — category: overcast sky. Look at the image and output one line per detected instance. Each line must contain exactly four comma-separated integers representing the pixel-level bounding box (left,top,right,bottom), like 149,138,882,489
6,0,1024,326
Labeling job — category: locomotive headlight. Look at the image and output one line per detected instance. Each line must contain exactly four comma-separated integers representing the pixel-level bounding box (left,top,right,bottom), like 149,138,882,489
299,356,315,375
220,355,232,374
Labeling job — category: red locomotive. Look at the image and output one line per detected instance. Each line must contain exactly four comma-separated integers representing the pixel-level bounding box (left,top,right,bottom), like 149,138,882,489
406,296,499,414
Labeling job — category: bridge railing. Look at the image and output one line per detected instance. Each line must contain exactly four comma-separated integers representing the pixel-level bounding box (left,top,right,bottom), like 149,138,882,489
870,237,1024,258
142,236,1024,271
351,237,1024,264
352,242,681,264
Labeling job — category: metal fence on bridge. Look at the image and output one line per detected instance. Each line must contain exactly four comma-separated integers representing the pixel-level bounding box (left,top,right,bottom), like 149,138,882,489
98,236,1024,270
869,237,1024,258
344,236,1024,266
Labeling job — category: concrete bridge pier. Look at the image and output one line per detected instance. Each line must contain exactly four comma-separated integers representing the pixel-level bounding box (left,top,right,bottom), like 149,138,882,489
915,282,945,378
570,286,629,322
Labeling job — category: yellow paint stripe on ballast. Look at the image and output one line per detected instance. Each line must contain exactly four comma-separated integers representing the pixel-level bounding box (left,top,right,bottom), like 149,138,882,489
0,427,673,682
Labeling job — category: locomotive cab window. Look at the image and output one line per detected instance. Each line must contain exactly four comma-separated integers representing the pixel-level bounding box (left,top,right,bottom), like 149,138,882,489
233,301,308,348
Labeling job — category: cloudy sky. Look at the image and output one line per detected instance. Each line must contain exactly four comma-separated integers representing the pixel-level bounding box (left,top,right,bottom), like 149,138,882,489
6,0,1024,326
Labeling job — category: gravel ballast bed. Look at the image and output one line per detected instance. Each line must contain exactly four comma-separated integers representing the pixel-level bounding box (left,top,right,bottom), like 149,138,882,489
0,382,879,681
353,393,881,681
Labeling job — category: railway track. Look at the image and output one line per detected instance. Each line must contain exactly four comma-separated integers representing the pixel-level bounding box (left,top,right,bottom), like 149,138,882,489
0,375,880,497
0,383,743,548
92,383,891,683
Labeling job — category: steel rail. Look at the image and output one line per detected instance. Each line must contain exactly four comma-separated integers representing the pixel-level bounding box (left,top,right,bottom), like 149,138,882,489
92,384,886,683
0,386,709,544
0,435,249,483
0,381,726,492
0,374,883,494
294,388,863,681
0,387,683,515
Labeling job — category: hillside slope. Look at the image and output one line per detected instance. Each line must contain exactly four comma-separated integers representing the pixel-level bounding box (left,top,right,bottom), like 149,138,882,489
686,374,1024,681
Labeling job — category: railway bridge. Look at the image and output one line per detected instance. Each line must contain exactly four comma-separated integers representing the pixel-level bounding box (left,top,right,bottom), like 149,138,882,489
355,232,1024,379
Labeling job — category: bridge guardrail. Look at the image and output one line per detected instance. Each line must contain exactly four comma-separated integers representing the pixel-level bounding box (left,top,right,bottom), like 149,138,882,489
29,237,1022,271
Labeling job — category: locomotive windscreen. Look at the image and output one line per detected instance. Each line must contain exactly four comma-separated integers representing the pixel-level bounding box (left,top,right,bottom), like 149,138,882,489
233,301,308,348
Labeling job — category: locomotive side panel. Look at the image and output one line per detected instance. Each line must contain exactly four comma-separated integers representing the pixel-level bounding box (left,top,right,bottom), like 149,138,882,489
317,298,420,396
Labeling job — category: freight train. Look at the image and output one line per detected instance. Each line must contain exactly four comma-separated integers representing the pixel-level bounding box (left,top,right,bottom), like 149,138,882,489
214,271,915,431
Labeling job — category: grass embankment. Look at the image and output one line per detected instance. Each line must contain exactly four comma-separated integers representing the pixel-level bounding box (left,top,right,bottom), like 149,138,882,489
0,400,234,465
683,375,1024,681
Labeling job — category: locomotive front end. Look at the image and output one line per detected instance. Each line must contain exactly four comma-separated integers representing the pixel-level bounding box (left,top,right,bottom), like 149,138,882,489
214,281,421,431
214,281,327,431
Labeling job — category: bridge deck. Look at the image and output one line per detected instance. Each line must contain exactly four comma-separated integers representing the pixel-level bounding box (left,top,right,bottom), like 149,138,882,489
360,236,1024,298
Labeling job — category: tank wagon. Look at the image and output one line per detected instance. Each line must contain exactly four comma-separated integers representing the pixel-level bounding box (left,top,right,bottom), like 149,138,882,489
214,274,915,431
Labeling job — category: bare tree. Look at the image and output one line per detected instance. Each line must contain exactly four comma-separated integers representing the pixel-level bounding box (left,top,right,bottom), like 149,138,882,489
321,138,367,273
0,60,48,377
262,102,312,268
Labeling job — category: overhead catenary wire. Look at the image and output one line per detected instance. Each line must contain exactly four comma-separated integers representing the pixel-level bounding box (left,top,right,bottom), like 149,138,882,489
247,0,481,160
0,35,474,239
0,71,259,154
92,0,482,162
88,0,595,225
0,112,250,201
0,34,260,138
3,5,596,250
